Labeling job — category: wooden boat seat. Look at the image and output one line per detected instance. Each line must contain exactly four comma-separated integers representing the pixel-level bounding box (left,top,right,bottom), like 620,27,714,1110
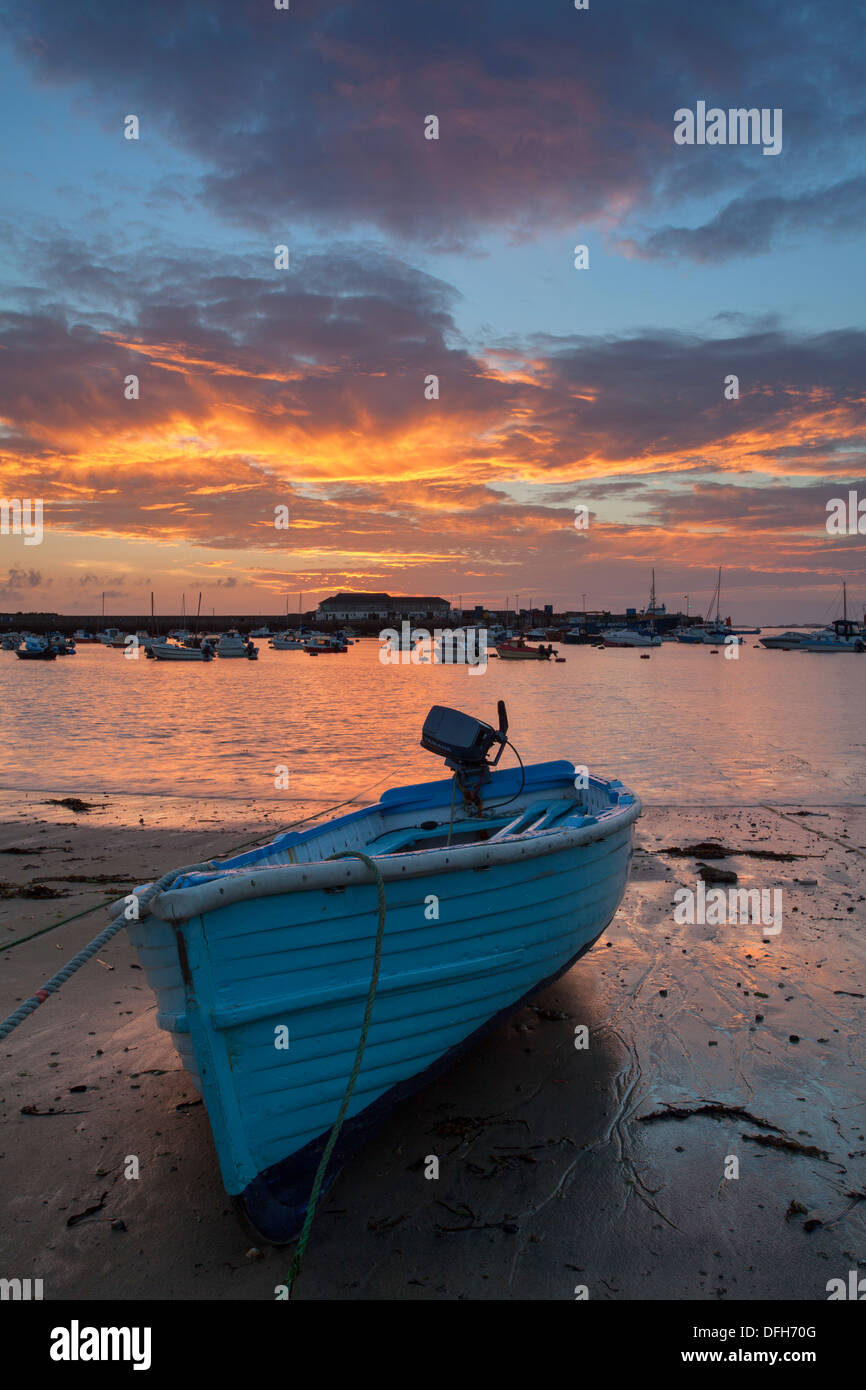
488,796,577,841
361,797,582,856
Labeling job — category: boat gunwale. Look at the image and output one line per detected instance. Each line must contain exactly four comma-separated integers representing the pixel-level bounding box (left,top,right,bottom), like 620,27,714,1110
148,789,640,924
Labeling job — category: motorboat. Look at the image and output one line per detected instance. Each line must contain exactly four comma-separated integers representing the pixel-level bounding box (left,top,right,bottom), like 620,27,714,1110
798,584,865,652
150,641,215,662
15,636,57,661
600,628,662,648
216,631,258,659
759,631,811,650
124,701,640,1242
495,640,557,660
305,636,347,655
799,625,865,653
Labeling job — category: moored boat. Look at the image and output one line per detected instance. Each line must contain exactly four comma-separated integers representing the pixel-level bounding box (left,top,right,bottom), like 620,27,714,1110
15,636,57,661
150,640,215,661
495,640,557,660
600,627,662,648
304,635,347,654
759,631,811,650
797,584,864,652
124,702,640,1242
216,630,258,659
799,626,865,653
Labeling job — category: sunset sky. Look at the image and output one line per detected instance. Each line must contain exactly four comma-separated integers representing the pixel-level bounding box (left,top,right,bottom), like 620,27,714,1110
0,0,864,622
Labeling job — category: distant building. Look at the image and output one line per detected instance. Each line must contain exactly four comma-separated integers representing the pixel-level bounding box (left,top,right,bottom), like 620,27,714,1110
316,591,450,622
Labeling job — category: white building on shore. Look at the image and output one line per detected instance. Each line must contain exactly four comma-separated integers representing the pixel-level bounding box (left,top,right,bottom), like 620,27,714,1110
316,591,451,623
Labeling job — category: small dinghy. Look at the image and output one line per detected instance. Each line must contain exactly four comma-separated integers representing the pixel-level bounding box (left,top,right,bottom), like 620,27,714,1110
127,703,639,1242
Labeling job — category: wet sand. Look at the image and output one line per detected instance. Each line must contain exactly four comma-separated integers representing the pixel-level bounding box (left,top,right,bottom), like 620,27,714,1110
1,792,864,1300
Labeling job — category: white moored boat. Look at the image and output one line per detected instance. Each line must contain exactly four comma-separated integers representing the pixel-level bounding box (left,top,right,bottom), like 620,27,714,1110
797,585,865,652
600,628,662,648
759,631,810,650
151,640,215,662
216,631,258,659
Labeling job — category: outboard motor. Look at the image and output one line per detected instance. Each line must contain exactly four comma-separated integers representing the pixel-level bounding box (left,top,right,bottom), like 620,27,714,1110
421,702,509,813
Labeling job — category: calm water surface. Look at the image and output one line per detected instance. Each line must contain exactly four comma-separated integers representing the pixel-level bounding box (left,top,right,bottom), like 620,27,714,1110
1,636,863,807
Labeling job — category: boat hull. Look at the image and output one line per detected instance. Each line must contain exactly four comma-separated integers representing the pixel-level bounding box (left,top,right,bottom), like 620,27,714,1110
601,633,661,648
800,641,865,652
151,643,212,661
239,924,608,1242
495,644,550,660
128,763,638,1243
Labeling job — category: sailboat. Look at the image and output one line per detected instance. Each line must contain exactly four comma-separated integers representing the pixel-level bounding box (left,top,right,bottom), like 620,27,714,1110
601,570,662,647
270,593,307,649
798,583,865,652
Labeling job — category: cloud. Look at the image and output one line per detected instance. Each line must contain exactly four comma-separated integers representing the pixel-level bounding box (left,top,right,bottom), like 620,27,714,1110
0,566,44,589
626,176,866,263
1,244,864,559
3,0,863,250
0,231,864,615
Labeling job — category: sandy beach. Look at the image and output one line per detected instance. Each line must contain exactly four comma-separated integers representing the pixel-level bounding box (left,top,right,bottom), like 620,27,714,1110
1,791,863,1301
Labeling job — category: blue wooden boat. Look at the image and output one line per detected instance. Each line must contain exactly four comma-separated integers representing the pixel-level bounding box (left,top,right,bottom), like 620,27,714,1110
127,704,640,1242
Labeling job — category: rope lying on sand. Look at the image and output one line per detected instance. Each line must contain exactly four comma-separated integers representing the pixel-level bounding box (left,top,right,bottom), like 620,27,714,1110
0,858,218,1041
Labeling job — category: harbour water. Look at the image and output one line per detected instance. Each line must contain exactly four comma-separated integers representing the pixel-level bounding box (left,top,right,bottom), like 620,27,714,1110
2,634,863,807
